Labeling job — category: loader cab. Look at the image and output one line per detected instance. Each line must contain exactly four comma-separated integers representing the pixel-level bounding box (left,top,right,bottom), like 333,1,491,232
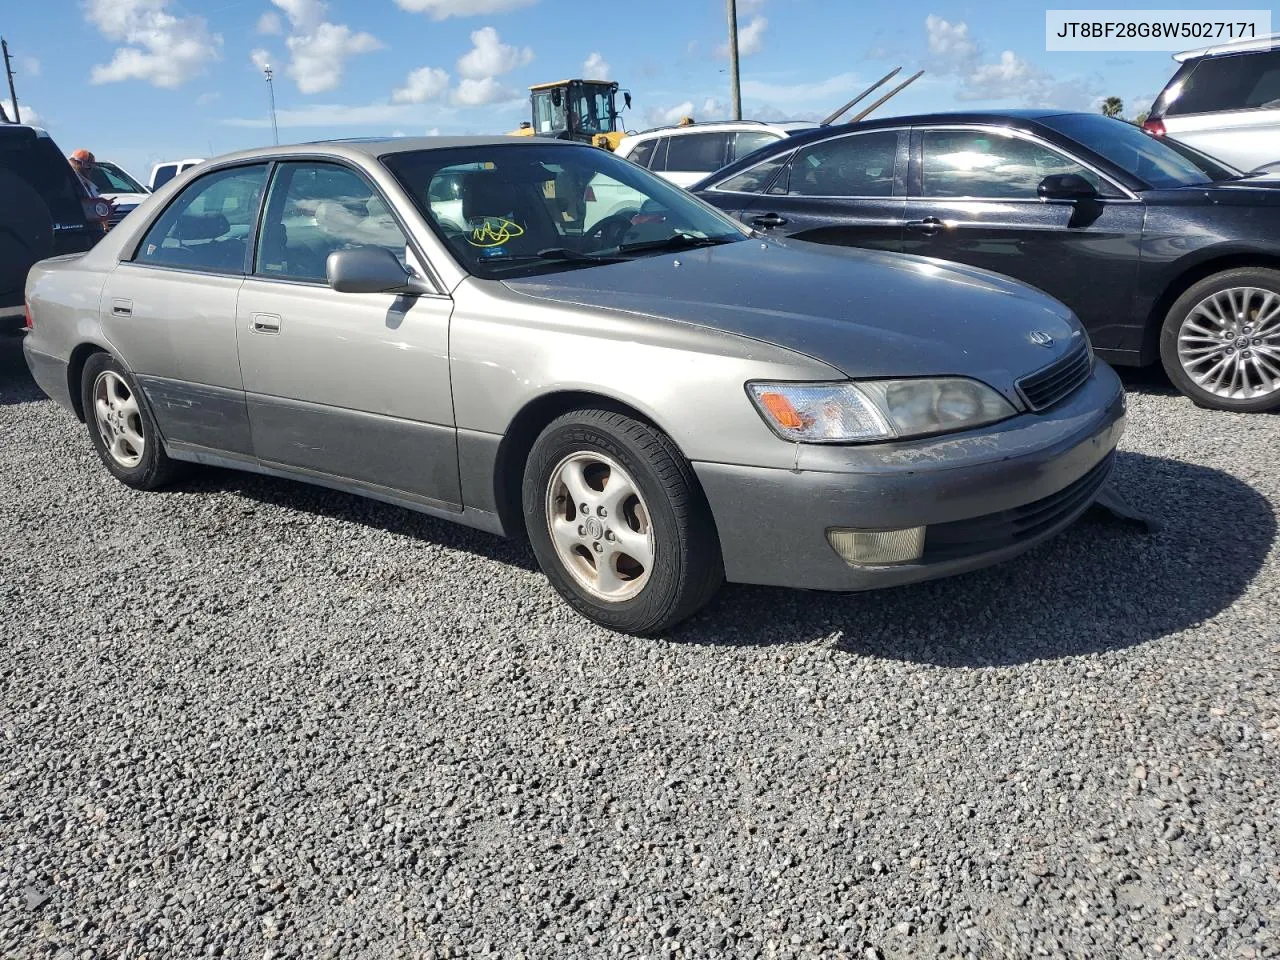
529,80,630,143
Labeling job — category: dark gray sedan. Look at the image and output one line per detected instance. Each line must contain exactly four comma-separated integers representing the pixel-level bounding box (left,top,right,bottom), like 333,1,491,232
22,136,1125,634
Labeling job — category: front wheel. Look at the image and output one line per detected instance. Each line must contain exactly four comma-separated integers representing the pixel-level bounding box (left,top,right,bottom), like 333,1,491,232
522,409,723,635
1160,268,1280,412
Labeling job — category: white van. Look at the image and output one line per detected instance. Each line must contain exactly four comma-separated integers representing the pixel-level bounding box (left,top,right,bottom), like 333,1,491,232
148,158,205,191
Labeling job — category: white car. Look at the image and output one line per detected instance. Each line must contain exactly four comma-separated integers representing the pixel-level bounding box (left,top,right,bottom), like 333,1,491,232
88,161,150,229
615,121,818,188
1143,33,1280,171
149,158,205,191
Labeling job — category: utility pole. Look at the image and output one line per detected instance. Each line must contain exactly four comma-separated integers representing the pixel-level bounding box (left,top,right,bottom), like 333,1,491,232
725,0,741,120
264,64,279,145
2,38,20,124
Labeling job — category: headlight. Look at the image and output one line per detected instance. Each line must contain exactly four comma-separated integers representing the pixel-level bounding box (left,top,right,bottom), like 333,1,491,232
747,378,1015,443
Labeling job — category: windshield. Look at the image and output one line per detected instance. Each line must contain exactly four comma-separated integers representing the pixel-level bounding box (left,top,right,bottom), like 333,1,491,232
383,143,747,278
1042,113,1236,188
90,162,148,194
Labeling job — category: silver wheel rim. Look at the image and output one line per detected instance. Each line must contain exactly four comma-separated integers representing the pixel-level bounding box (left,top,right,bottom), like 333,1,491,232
1178,286,1280,401
545,452,654,602
92,370,145,468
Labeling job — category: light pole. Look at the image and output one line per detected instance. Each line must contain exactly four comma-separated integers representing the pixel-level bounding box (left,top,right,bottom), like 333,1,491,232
725,0,742,120
264,64,279,145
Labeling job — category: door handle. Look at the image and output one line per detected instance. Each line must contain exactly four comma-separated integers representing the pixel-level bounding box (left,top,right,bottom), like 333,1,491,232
251,313,282,334
750,212,788,228
905,217,944,237
111,299,133,317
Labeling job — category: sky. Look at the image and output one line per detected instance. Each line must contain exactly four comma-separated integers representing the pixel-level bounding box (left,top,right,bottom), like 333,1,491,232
0,0,1226,181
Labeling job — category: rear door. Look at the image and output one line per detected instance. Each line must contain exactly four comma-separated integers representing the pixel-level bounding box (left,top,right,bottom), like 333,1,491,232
901,126,1144,351
738,128,908,252
234,159,460,507
658,132,732,187
101,162,268,456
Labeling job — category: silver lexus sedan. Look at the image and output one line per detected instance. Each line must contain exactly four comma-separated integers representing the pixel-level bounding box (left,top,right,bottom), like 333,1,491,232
22,136,1126,634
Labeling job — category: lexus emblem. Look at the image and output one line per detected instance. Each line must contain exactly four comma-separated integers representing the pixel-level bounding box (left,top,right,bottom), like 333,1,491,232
1029,330,1054,347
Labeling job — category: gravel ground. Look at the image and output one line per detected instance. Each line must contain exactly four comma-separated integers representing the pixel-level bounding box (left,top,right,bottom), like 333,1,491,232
1,328,1277,960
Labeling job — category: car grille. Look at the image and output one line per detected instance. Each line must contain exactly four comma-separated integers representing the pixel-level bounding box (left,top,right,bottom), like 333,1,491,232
923,452,1115,563
1016,340,1092,411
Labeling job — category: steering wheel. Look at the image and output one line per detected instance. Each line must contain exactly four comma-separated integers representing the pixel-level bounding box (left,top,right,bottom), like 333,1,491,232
587,211,635,250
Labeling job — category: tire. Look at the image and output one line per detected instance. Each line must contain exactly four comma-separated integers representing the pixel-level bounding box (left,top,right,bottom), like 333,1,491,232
1160,267,1280,412
522,408,724,635
80,352,183,490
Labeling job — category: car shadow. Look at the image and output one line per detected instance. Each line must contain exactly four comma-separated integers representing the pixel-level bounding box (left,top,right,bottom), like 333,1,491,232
675,450,1275,665
1115,363,1180,398
0,331,45,406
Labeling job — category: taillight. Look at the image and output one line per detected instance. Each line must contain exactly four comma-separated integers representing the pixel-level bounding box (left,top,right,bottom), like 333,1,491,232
1142,118,1166,137
23,303,33,331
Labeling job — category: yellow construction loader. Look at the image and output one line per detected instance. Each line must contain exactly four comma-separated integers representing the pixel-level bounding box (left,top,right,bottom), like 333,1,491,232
508,79,633,150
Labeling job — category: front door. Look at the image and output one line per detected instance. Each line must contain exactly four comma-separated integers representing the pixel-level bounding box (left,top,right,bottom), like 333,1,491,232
738,128,908,253
902,126,1144,352
235,159,460,508
101,162,269,456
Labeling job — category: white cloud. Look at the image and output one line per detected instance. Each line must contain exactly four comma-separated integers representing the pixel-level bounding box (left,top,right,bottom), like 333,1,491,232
426,126,441,135
2,99,39,126
922,14,1098,108
583,51,610,81
645,100,694,126
251,48,272,72
196,91,221,106
457,27,532,80
701,96,725,119
265,0,380,95
224,100,420,127
717,16,767,57
393,65,450,103
257,11,283,34
85,0,222,88
741,71,864,105
451,75,520,106
393,0,536,19
20,56,41,78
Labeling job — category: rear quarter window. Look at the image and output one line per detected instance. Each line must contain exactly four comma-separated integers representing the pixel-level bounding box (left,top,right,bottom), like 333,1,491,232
1165,51,1280,116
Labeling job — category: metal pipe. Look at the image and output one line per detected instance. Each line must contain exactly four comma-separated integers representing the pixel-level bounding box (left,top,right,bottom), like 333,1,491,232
726,0,742,121
848,70,924,123
819,67,900,126
2,38,20,124
264,65,279,146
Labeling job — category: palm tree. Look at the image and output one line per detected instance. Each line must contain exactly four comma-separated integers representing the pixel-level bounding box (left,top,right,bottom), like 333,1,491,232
1101,96,1124,119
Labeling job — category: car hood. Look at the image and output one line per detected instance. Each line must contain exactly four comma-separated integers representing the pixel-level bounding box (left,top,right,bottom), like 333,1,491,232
101,191,148,206
1147,179,1280,206
504,238,1084,394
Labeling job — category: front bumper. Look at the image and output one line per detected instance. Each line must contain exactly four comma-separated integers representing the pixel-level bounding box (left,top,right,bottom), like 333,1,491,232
694,362,1127,591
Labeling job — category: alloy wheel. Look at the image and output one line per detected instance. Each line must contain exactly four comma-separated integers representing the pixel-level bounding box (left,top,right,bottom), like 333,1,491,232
1177,286,1280,401
544,451,654,602
92,370,145,468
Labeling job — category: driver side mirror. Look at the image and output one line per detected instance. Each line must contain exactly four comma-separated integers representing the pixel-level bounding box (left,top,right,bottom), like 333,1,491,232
327,246,431,295
1038,173,1097,201
623,92,632,110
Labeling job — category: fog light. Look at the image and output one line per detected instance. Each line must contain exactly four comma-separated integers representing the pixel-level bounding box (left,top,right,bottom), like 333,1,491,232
826,527,925,566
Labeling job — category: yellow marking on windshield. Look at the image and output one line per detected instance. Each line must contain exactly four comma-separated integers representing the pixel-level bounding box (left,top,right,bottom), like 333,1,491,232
468,218,525,247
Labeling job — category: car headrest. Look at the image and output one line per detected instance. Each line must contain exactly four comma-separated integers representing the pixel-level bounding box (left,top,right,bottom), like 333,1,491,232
175,212,229,241
461,173,525,223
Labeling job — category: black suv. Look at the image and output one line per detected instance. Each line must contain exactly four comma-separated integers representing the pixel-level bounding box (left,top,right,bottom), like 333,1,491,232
1,124,107,329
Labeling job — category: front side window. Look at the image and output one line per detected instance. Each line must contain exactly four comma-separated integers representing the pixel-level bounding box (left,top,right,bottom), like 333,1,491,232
627,138,656,169
920,130,1101,199
256,162,411,283
732,130,780,162
152,165,179,189
788,131,899,197
1165,51,1280,116
384,143,746,279
715,153,789,193
90,164,147,194
135,163,267,272
664,133,730,173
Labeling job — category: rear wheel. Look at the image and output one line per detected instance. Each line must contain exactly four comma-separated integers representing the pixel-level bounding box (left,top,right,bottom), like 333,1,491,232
1160,268,1280,412
522,408,723,635
81,352,182,489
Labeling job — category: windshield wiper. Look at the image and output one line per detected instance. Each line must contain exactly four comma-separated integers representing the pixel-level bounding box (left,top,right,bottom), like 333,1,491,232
533,247,625,262
615,233,739,255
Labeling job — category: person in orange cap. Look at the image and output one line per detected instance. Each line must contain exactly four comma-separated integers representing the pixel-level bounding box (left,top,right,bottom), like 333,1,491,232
67,149,103,198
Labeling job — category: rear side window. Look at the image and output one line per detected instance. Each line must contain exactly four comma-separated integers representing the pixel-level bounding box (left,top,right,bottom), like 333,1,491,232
664,132,731,173
135,164,267,272
788,131,899,197
1165,51,1280,116
627,139,656,168
732,130,780,162
152,164,179,189
0,131,85,224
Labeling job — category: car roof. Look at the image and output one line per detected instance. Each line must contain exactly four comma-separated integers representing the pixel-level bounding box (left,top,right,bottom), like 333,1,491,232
1174,31,1280,61
626,120,816,139
194,135,571,169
